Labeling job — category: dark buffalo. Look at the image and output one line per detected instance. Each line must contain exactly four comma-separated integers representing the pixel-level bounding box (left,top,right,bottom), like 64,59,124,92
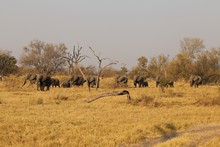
167,80,174,87
142,81,148,87
68,75,86,87
51,78,60,87
36,74,52,91
133,75,145,88
86,76,97,88
61,81,71,88
133,75,149,87
115,75,128,87
22,73,37,87
190,75,202,87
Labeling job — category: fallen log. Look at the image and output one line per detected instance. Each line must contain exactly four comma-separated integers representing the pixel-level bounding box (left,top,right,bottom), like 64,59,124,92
84,90,131,103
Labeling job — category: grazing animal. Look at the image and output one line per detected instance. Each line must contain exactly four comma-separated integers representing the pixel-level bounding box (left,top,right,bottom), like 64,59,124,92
22,73,37,87
36,74,52,91
133,75,148,87
133,75,145,88
115,75,128,87
190,75,202,88
51,78,60,87
68,75,86,87
167,80,174,87
86,76,97,88
61,81,71,88
142,81,148,87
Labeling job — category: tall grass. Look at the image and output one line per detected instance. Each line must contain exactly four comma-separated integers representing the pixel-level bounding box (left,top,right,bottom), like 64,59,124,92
194,91,220,106
29,97,43,105
0,76,219,146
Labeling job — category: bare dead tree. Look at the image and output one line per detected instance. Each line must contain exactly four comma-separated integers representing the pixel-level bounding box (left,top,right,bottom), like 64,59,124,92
64,45,90,91
64,51,74,75
89,47,118,90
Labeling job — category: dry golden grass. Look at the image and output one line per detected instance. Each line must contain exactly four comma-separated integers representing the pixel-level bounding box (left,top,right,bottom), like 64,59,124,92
0,76,220,146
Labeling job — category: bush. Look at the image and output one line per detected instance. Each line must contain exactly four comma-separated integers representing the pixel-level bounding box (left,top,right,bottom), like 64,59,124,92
130,94,157,107
153,123,177,139
3,76,21,92
194,96,220,106
99,77,116,88
0,51,18,76
194,90,220,106
29,98,43,105
54,94,68,100
165,89,184,98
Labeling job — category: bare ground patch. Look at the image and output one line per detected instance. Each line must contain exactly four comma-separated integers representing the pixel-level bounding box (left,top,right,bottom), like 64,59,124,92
141,124,220,147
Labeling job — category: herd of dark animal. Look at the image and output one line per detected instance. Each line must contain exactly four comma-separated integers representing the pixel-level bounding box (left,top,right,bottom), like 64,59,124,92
133,75,149,88
22,73,97,91
20,73,203,91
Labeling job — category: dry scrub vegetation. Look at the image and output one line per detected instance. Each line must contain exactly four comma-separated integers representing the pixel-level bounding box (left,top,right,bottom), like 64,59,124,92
0,76,220,146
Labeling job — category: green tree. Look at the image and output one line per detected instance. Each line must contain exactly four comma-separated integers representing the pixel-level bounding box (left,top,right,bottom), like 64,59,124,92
180,37,205,59
20,40,67,74
129,56,148,78
101,67,119,78
137,56,148,68
118,63,128,75
168,53,194,80
0,50,18,76
120,66,128,75
194,48,220,83
168,37,205,80
148,54,169,78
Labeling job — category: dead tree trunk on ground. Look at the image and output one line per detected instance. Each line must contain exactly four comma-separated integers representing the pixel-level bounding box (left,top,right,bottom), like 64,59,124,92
84,90,131,103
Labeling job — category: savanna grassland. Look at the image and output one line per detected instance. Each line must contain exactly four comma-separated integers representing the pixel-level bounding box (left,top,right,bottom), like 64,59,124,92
0,76,220,147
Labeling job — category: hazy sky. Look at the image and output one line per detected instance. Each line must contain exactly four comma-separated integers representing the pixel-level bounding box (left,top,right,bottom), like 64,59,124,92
1,0,220,68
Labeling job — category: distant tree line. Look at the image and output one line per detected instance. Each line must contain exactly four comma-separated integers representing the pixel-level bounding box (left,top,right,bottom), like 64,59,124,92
128,38,220,83
1,37,220,84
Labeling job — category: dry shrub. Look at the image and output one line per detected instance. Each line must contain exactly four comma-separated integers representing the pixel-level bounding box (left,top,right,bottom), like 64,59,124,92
153,123,177,139
165,89,184,98
54,94,68,101
139,95,154,106
166,89,176,97
99,77,116,88
194,90,220,106
202,136,220,147
194,96,220,106
130,94,159,107
3,77,21,92
29,97,43,105
125,129,149,144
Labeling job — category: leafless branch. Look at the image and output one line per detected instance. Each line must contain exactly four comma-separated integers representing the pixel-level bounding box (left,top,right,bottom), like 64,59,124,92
103,61,119,70
89,47,109,62
89,46,118,89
